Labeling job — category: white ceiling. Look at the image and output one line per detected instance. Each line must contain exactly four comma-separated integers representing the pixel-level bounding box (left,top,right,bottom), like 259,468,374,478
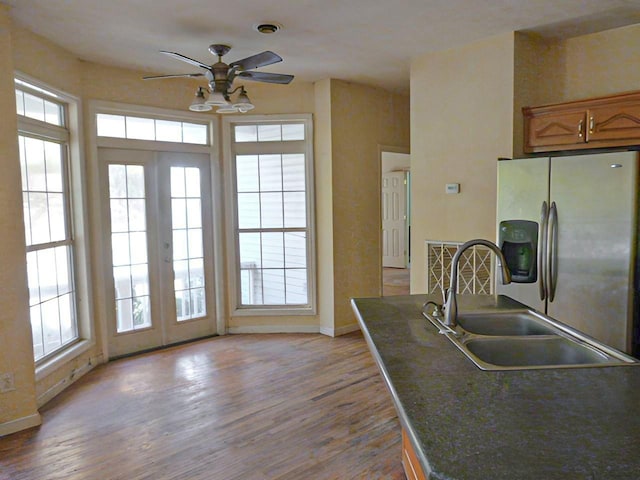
4,0,640,93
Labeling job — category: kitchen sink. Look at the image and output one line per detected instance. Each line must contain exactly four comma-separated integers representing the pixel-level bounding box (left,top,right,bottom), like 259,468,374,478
457,311,557,336
422,306,638,371
464,336,616,368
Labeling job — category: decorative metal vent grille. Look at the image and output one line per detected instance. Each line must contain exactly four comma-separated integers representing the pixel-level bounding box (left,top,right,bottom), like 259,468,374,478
425,241,495,296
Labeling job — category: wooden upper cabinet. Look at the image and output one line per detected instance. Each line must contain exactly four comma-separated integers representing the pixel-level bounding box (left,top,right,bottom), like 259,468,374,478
524,91,640,153
588,102,640,143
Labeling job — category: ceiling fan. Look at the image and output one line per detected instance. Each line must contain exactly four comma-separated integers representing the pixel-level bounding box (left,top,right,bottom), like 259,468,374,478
143,44,294,113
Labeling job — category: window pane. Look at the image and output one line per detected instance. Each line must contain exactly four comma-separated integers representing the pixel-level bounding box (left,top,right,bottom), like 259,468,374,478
241,269,262,304
174,260,190,291
59,293,75,342
283,192,306,228
156,120,182,142
108,165,127,198
239,232,261,268
130,232,148,264
236,155,259,192
282,154,305,191
173,229,188,260
262,269,285,304
25,137,46,191
114,265,133,298
44,142,63,192
97,114,126,138
285,232,307,268
258,124,281,142
262,232,284,268
24,92,45,122
282,123,305,141
188,228,203,258
285,269,308,304
259,155,282,192
172,199,187,229
44,100,62,126
182,122,207,145
260,192,283,228
186,199,202,228
185,168,201,197
235,125,257,142
111,232,131,266
48,193,66,242
171,167,186,198
126,116,155,140
127,165,145,198
128,199,146,231
237,193,260,229
29,192,51,245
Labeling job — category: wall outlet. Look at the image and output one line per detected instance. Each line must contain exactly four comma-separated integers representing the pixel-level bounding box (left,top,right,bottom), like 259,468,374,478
0,372,16,393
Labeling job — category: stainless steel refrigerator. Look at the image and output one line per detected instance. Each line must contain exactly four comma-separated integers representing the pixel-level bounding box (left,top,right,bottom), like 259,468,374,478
496,151,639,354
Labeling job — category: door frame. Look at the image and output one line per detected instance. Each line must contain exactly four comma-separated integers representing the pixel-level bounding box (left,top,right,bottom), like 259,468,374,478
87,101,224,360
378,145,410,295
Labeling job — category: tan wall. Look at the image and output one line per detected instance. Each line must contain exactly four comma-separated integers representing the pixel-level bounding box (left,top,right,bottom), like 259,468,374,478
409,33,516,293
329,80,410,329
0,7,40,433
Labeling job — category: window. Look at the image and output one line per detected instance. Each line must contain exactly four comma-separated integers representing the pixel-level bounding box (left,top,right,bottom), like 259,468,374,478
225,116,315,314
16,78,79,361
96,113,208,145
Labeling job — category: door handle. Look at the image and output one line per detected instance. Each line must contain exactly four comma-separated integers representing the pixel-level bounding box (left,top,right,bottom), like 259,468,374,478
539,201,548,301
547,201,558,302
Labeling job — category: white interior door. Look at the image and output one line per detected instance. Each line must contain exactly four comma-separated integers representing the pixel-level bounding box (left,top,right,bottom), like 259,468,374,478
382,171,407,268
99,148,216,357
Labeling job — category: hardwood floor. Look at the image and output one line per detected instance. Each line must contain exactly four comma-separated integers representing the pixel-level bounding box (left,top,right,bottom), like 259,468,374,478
383,268,410,296
0,333,404,480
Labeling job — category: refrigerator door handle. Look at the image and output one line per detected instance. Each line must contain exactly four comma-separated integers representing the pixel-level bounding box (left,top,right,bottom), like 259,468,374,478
547,201,559,302
539,201,548,301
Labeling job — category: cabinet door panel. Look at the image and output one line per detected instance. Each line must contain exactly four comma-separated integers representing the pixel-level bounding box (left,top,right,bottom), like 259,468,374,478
588,103,640,143
525,110,586,151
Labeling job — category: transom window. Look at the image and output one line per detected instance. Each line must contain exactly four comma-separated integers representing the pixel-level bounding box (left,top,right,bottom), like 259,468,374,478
96,113,208,145
226,117,315,314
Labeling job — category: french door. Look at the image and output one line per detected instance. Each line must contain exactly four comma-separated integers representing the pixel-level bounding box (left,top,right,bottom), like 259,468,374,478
99,148,216,357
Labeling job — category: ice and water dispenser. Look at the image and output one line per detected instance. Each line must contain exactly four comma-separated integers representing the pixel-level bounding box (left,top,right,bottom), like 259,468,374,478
498,220,538,283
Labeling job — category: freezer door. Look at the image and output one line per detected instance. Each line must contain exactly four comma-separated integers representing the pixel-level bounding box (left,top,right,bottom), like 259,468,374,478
548,151,637,353
496,157,550,312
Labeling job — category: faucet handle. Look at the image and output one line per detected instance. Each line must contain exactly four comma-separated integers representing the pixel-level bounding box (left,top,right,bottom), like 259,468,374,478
423,301,443,318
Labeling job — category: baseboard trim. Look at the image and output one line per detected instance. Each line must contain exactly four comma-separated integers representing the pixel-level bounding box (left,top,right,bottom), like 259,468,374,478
37,355,100,408
227,325,321,334
0,412,42,437
320,323,360,337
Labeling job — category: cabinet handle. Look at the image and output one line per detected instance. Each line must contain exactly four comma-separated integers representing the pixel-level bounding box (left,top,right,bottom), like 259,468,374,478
589,116,595,134
578,119,583,138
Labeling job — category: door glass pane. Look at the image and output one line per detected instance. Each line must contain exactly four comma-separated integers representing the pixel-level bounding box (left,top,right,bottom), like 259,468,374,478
171,166,206,321
108,164,151,332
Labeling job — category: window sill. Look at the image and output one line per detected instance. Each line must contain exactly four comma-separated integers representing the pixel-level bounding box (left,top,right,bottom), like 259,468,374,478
35,338,95,381
232,305,317,317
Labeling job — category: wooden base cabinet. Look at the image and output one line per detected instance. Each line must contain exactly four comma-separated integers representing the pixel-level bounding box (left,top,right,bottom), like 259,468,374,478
402,428,428,480
524,91,640,153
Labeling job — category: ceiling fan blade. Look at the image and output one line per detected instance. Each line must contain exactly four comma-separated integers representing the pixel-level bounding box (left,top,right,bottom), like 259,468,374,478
160,51,211,70
230,51,282,71
143,73,205,80
237,71,294,84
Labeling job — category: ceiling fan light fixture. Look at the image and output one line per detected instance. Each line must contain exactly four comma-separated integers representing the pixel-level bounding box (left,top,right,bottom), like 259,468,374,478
205,88,230,106
189,87,213,112
216,105,240,114
232,87,255,112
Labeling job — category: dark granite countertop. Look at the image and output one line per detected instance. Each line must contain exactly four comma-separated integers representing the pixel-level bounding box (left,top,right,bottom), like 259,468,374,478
351,294,640,480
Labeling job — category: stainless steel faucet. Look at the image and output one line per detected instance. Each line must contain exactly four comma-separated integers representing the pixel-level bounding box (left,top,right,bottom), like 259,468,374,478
443,239,512,329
